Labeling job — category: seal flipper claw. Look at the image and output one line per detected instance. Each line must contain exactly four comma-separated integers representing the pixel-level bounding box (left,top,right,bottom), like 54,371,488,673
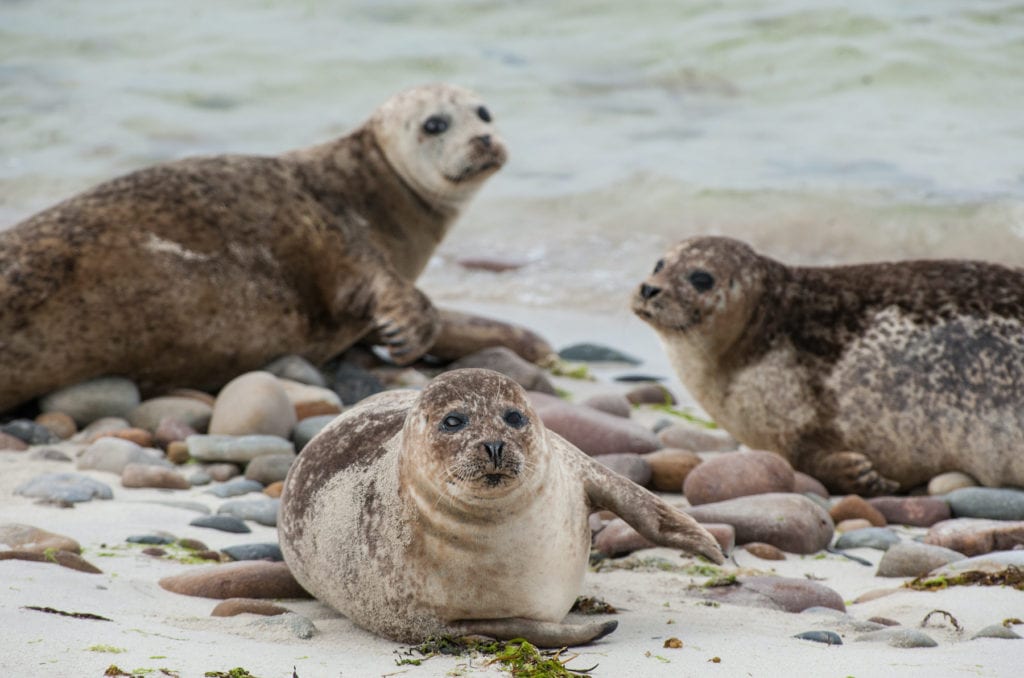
805,450,899,497
453,618,618,648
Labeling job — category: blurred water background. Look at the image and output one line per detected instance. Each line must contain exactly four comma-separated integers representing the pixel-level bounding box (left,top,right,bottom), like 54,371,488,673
3,0,1024,314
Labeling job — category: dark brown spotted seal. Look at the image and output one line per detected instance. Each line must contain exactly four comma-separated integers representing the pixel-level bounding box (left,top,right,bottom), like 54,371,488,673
278,368,723,646
633,235,1024,495
0,83,506,411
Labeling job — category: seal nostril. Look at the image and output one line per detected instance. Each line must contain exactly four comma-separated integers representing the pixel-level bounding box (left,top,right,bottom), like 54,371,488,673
483,440,504,465
476,134,492,148
640,283,661,300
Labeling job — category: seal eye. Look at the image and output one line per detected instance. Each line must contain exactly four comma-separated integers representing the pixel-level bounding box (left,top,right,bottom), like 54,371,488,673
653,259,665,274
477,106,492,123
503,409,526,429
440,412,467,432
689,270,715,292
422,115,450,135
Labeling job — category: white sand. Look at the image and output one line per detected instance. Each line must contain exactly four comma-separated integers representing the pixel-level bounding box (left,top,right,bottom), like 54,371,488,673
2,305,1022,677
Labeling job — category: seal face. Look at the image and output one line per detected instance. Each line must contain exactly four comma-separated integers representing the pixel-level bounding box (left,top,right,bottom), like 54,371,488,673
633,236,1024,495
0,83,507,411
279,368,723,647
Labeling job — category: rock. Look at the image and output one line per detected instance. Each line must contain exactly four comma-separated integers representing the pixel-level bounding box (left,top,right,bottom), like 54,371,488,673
835,518,873,533
945,487,1024,521
248,612,317,639
332,362,386,405
657,423,736,452
263,354,326,388
793,630,842,645
209,372,297,438
625,383,676,406
178,538,208,552
28,448,72,462
744,542,786,561
189,470,211,486
702,523,736,554
528,392,660,457
244,454,296,485
932,550,1024,575
581,393,633,418
34,412,77,440
218,498,280,526
76,437,168,475
159,561,311,599
834,527,901,551
875,541,966,578
142,547,167,557
206,463,242,482
2,419,60,445
928,471,978,495
39,376,140,426
127,535,175,545
278,378,343,421
455,256,527,273
593,454,651,487
684,493,834,554
154,417,199,449
855,629,938,648
0,550,102,574
121,464,190,490
371,367,430,389
829,495,887,527
449,347,556,394
221,543,283,562
644,449,702,492
867,496,951,527
793,472,829,498
854,589,901,604
431,309,554,364
0,432,28,451
868,616,901,627
130,397,213,433
592,519,654,557
0,524,80,554
293,415,336,452
701,576,845,613
558,343,640,365
189,515,252,534
167,388,217,407
972,624,1022,640
91,427,154,448
187,434,294,464
166,441,191,465
264,481,283,498
207,478,265,498
15,473,113,503
76,417,132,441
212,598,290,617
923,518,1024,556
683,450,794,506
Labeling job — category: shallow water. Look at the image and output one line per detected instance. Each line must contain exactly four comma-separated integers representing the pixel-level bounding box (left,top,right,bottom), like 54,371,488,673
3,0,1023,312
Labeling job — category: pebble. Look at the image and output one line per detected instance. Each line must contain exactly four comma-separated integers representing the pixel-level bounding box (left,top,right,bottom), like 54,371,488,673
142,547,167,557
928,471,978,495
154,417,199,449
15,473,113,503
853,589,900,604
558,343,641,365
264,481,283,498
187,434,294,464
528,392,660,457
624,383,676,406
218,498,280,526
945,487,1024,521
684,493,834,554
167,388,217,407
875,541,966,577
0,549,103,574
701,576,845,613
923,518,1024,557
829,495,887,527
855,628,938,648
178,538,209,551
449,347,556,395
657,423,736,452
593,454,652,487
333,362,386,405
455,256,527,272
209,372,298,438
644,449,702,492
76,437,168,475
158,561,311,599
932,550,1024,575
278,378,343,421
793,472,829,498
206,463,242,482
867,496,951,527
127,535,175,545
166,441,191,465
144,500,210,514
972,624,1022,640
28,448,72,462
130,397,213,433
835,519,873,533
0,432,28,451
581,393,633,418
244,453,296,485
248,612,317,639
593,519,655,557
76,417,132,441
0,524,81,554
206,478,265,498
221,543,283,562
211,598,290,617
92,427,154,448
2,419,60,445
793,630,842,645
683,450,794,506
122,464,190,490
34,412,77,440
189,470,211,486
189,515,252,534
263,354,327,388
39,376,140,426
743,542,786,561
293,415,336,452
834,527,901,551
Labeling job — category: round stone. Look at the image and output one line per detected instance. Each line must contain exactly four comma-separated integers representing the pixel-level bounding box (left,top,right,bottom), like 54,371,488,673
39,376,140,426
683,450,794,506
209,372,297,438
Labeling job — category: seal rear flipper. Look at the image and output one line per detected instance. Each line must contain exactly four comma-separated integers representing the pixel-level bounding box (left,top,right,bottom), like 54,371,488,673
802,450,899,497
451,618,617,648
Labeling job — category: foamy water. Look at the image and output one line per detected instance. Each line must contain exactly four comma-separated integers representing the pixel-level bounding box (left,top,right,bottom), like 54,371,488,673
3,0,1023,312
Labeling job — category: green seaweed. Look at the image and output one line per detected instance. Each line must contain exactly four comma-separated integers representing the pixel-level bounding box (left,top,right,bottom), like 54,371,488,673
203,669,256,678
396,637,597,676
906,567,1024,592
87,645,126,653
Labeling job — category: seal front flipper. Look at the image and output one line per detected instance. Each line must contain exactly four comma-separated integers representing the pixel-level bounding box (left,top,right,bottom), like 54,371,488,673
579,452,725,564
802,450,899,497
452,618,618,648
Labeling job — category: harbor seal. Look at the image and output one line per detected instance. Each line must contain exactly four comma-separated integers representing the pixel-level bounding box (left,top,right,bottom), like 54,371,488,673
0,83,506,412
633,236,1024,495
278,368,724,646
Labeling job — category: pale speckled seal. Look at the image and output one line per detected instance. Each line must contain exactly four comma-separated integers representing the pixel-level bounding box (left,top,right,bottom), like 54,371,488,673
0,83,506,412
278,368,723,647
633,235,1024,495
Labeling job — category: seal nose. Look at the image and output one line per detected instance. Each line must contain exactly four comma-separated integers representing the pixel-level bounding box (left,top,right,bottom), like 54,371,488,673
475,134,492,148
483,440,504,466
639,283,661,300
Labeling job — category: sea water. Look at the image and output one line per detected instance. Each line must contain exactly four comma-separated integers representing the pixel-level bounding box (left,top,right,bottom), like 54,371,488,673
2,0,1023,313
